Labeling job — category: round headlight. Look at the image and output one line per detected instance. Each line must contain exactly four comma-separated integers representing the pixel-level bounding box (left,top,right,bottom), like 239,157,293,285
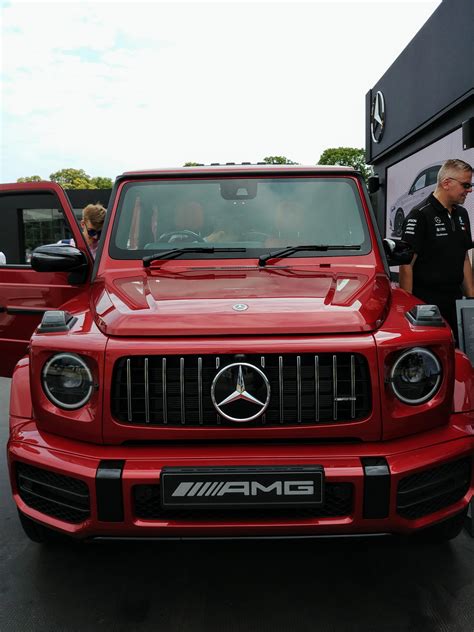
390,348,442,405
42,353,93,409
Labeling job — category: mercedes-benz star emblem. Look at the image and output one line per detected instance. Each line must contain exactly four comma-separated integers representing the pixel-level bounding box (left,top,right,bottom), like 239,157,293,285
233,303,248,311
211,362,271,422
370,91,385,143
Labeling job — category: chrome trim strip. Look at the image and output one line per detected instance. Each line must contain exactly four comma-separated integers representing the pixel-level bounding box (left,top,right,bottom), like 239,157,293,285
314,355,319,422
297,355,302,422
216,357,221,424
261,356,265,368
180,357,185,424
144,357,150,423
351,355,356,419
126,358,132,422
162,358,167,424
279,356,283,423
333,355,337,420
198,357,203,424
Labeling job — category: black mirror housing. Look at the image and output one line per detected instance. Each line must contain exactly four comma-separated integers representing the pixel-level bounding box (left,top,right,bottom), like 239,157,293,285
367,175,380,194
383,238,414,266
31,245,89,283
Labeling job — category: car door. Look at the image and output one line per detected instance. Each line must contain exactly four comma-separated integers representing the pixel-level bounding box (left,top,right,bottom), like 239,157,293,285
0,182,92,377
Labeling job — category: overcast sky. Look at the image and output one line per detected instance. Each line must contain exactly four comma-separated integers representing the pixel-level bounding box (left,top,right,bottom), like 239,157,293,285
1,0,442,183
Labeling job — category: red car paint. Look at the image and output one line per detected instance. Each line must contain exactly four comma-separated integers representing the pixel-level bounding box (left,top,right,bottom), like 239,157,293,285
2,166,473,541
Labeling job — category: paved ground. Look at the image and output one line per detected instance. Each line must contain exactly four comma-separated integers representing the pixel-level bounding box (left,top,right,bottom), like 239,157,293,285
1,376,473,632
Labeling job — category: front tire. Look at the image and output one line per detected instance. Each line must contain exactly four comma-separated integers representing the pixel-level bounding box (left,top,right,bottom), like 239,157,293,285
18,510,61,544
393,209,405,237
416,507,468,542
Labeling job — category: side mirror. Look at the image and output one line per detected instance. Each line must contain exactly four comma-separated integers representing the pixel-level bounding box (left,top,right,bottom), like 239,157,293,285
367,175,380,194
31,244,89,284
382,238,414,266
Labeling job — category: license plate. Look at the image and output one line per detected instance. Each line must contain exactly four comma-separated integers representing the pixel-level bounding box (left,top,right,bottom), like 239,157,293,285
161,466,324,508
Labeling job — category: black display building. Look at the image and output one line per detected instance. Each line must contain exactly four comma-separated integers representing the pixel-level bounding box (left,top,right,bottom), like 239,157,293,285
365,0,474,239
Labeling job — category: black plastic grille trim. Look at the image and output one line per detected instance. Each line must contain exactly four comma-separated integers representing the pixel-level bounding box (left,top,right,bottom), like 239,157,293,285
396,458,471,520
133,482,354,520
112,353,371,427
16,462,90,524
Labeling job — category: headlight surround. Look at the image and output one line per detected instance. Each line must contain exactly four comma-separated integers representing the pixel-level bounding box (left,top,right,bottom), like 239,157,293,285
390,347,442,405
42,353,94,409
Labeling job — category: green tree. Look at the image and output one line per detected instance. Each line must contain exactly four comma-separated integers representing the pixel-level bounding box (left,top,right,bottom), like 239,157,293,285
17,169,113,189
49,168,94,189
17,175,43,182
317,147,373,181
262,156,298,165
90,176,113,189
183,161,203,167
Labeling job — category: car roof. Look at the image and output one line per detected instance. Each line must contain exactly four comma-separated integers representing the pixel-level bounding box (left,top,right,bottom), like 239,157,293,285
414,163,442,175
121,164,356,177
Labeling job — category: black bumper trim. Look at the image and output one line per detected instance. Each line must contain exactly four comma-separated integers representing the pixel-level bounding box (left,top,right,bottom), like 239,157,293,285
362,457,390,519
96,460,125,522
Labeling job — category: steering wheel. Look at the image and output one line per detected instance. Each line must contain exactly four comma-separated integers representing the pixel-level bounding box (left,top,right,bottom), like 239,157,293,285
158,230,205,243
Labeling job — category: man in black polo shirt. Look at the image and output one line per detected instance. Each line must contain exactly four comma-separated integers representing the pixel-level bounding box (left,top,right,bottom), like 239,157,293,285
400,158,474,344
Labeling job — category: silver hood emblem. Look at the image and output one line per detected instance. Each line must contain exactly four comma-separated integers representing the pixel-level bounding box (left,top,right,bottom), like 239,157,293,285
211,362,271,422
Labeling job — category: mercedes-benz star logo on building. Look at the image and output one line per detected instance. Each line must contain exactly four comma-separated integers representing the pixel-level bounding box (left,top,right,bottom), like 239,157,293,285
370,91,385,143
211,362,271,422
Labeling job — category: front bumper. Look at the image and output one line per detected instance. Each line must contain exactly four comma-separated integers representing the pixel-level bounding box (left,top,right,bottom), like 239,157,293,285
8,416,474,539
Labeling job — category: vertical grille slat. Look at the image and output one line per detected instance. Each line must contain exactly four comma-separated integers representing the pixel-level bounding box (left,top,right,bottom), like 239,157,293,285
180,357,185,425
296,355,302,423
198,357,203,425
112,353,371,427
351,355,356,419
126,358,132,422
315,355,320,423
162,358,167,424
279,356,284,424
261,355,266,424
144,357,150,423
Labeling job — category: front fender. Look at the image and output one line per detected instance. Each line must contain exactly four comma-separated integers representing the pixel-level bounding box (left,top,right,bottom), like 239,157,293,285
9,356,33,422
453,349,474,412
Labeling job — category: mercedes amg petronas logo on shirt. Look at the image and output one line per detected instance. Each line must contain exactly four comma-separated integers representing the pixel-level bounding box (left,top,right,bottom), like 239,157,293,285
211,362,271,422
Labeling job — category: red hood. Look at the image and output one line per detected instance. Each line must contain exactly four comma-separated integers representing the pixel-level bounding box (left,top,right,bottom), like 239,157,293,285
92,264,390,337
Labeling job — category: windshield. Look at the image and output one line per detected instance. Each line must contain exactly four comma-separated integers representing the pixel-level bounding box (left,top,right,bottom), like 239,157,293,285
110,176,370,259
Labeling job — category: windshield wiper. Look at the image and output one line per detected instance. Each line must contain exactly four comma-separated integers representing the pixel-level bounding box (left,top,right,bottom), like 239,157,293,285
258,244,361,267
143,247,246,267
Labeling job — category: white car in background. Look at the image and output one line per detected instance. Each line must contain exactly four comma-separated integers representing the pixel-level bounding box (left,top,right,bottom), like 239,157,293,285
389,164,441,237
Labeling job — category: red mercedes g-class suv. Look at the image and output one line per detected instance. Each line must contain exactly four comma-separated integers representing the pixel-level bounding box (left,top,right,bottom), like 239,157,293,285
1,165,473,543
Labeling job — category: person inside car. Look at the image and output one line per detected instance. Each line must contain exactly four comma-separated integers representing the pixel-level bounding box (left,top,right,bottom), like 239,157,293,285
264,200,306,247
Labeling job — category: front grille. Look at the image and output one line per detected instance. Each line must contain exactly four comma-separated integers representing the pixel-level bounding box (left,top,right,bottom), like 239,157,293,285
133,482,354,520
16,462,90,524
111,353,371,426
397,458,471,520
